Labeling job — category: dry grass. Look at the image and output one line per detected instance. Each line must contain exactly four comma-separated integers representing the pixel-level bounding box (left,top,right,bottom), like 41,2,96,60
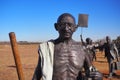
0,44,38,80
0,44,120,80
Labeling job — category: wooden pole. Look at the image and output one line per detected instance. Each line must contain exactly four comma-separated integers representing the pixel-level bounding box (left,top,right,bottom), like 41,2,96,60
9,32,25,80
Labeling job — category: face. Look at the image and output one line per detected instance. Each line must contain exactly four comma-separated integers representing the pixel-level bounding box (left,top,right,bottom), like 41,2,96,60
86,38,91,44
106,36,111,43
55,15,77,39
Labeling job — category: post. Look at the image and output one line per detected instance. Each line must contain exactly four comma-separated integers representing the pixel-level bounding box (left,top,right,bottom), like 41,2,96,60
9,32,25,80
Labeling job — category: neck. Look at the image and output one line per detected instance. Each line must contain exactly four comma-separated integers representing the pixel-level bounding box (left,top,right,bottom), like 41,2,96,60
55,37,73,44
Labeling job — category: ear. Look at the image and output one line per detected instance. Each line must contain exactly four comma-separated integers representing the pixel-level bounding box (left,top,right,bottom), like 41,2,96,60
54,23,58,31
73,25,78,32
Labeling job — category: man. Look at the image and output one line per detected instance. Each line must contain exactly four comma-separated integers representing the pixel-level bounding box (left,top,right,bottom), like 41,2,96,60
102,36,119,78
97,40,104,54
80,35,96,61
32,13,103,80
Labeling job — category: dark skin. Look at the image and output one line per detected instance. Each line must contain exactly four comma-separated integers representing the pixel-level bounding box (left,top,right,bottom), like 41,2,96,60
80,35,97,61
53,40,91,80
53,13,92,80
32,13,102,80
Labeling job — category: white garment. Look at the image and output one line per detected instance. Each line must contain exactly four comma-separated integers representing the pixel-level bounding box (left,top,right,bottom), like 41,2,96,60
38,41,54,80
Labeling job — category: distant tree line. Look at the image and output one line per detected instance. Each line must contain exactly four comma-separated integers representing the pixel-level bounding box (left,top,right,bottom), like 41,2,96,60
0,41,41,45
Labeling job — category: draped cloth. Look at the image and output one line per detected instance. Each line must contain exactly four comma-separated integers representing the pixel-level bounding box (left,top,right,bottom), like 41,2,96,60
38,41,54,80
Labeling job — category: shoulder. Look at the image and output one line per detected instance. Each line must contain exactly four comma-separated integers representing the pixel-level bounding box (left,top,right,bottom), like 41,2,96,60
71,40,81,45
38,40,55,49
40,39,55,45
72,40,84,48
72,40,87,54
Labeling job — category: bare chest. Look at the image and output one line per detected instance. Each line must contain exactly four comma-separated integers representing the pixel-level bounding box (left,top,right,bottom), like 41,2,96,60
54,43,85,71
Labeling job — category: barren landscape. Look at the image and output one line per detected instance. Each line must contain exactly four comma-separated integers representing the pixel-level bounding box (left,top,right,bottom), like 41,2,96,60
0,43,120,80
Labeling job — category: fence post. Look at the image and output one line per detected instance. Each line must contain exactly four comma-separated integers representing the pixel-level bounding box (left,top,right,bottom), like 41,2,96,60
9,32,25,80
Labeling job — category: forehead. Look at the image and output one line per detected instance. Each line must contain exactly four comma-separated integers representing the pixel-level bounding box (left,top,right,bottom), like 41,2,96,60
59,16,75,24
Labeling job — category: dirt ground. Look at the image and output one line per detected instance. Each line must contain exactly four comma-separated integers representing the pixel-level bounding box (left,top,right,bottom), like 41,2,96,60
0,43,120,80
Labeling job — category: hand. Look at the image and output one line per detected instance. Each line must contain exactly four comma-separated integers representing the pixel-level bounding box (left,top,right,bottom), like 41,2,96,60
80,34,82,38
89,71,103,80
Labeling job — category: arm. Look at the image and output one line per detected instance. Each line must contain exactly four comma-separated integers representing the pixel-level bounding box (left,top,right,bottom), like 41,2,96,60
84,53,103,80
114,44,119,56
32,51,42,80
113,43,119,61
84,53,92,76
80,34,86,46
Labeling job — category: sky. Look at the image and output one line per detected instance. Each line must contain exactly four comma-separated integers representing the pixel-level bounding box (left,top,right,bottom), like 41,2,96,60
0,0,120,42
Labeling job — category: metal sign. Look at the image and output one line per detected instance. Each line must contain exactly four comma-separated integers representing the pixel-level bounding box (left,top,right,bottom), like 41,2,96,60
78,14,88,27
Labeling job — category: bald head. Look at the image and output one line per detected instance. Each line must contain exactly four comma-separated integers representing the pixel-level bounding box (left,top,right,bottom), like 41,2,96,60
57,13,76,24
54,13,77,40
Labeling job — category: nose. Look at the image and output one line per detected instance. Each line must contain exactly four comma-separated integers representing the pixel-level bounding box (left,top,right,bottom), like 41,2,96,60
64,23,70,31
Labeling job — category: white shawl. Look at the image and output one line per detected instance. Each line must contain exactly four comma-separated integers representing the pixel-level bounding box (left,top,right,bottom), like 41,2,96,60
38,41,54,80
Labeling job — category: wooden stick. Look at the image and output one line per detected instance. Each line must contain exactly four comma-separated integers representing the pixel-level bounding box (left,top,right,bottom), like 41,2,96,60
9,32,25,80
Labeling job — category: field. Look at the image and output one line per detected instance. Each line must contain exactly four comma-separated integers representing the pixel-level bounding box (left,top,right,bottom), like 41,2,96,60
0,43,120,80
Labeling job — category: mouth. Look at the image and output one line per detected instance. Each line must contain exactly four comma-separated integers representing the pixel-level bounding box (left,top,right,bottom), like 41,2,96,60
64,32,71,37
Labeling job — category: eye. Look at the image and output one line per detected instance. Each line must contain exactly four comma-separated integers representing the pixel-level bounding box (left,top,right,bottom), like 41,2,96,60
68,23,75,27
57,22,75,30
